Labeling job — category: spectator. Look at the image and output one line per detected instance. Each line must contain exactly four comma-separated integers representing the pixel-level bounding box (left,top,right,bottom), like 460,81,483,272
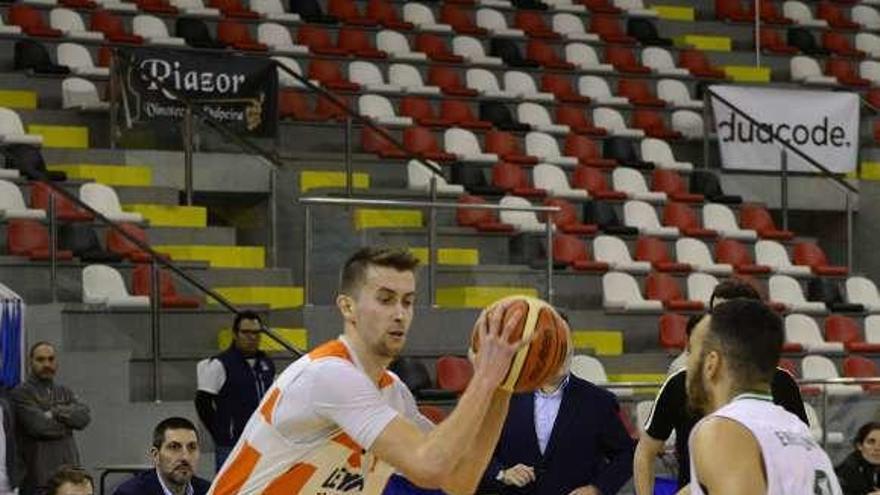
12,342,90,495
195,311,275,471
46,466,92,495
478,338,634,495
113,417,210,495
0,389,18,495
836,421,880,495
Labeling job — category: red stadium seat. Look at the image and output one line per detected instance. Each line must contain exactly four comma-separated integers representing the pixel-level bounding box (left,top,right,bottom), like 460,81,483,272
309,60,360,91
778,358,800,377
60,0,98,8
652,170,704,203
485,130,539,165
590,15,635,44
632,110,683,140
415,34,465,63
314,94,352,121
842,356,880,392
583,0,622,14
714,239,771,274
556,107,608,137
679,50,726,79
565,135,616,168
645,272,705,311
605,46,651,74
428,66,479,97
492,162,547,198
97,46,113,68
826,58,870,87
456,195,515,232
298,25,348,56
209,0,259,18
542,76,591,105
440,4,488,35
400,97,453,128
91,10,143,44
543,198,599,235
792,242,848,276
107,223,161,263
440,100,492,130
749,0,792,24
8,5,62,37
572,167,627,199
659,313,688,350
715,0,753,22
217,20,267,51
515,11,561,40
527,40,575,70
361,126,406,158
663,202,717,238
278,90,324,121
867,88,880,109
636,236,692,273
418,405,447,424
328,0,378,26
30,183,92,222
760,28,798,55
367,0,414,30
817,1,859,29
875,121,880,143
132,264,200,308
404,127,456,162
826,315,880,352
618,79,666,107
436,355,473,393
134,0,178,14
337,27,386,58
554,234,608,271
739,204,794,240
822,31,865,58
7,220,73,261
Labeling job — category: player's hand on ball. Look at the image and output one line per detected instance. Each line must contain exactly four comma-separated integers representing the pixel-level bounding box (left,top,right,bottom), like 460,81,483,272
500,464,535,487
470,299,527,389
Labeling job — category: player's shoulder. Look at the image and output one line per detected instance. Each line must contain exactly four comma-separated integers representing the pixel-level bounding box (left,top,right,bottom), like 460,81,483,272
694,415,760,453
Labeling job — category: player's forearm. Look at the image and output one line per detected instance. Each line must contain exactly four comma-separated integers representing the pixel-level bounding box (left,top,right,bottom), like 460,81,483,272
633,439,660,495
441,389,512,495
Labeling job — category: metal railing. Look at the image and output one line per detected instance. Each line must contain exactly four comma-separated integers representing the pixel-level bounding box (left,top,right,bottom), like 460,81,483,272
299,196,560,307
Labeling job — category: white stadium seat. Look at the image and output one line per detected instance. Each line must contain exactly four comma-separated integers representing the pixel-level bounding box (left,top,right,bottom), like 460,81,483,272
552,13,596,40
613,168,667,203
499,195,548,233
578,76,628,106
769,275,828,314
403,3,452,32
801,355,861,396
624,200,679,238
546,0,587,13
861,60,880,86
687,272,719,305
676,238,733,275
407,160,464,195
566,43,613,72
594,107,645,138
657,79,703,109
348,61,401,94
671,110,705,139
791,56,838,86
358,95,412,127
785,314,844,353
251,0,300,21
594,235,651,273
642,47,689,77
866,315,880,342
452,36,503,66
62,77,110,112
79,183,144,223
570,355,633,395
701,204,757,241
57,42,109,78
517,103,570,135
82,264,150,308
615,0,658,17
273,56,314,89
476,8,525,37
0,108,43,146
388,64,441,95
533,163,587,199
169,0,219,16
0,180,45,220
783,0,829,27
504,72,554,102
525,132,578,167
602,271,664,312
0,14,22,34
466,68,517,99
846,276,880,313
377,31,427,61
856,33,880,58
853,5,880,29
803,402,845,444
443,128,498,163
755,240,812,276
257,22,307,54
135,15,187,46
50,8,104,40
640,138,693,171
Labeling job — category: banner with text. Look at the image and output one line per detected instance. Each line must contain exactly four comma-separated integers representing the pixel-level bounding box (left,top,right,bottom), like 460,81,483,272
117,48,277,136
710,85,858,173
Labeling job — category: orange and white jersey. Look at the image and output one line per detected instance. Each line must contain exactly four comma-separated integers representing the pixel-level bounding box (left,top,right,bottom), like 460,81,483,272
209,336,433,495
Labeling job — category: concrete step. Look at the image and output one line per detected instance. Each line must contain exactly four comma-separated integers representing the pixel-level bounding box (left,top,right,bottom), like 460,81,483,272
114,185,180,205
145,226,238,246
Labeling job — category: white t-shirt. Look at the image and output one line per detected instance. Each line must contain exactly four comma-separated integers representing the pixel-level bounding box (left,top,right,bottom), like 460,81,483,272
207,336,432,495
689,394,842,495
197,357,259,394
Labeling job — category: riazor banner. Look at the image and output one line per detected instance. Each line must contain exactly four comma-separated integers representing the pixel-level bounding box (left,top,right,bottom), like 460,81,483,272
710,85,859,173
116,48,278,137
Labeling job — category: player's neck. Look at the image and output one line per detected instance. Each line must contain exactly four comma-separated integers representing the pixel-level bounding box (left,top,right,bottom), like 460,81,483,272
713,382,772,411
343,331,392,385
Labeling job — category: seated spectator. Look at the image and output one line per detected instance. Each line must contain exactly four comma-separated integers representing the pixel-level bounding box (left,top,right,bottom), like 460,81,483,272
836,421,880,495
46,466,93,495
113,417,210,495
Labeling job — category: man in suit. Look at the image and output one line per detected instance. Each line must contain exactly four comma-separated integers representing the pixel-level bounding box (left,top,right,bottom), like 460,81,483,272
113,417,211,495
479,340,634,495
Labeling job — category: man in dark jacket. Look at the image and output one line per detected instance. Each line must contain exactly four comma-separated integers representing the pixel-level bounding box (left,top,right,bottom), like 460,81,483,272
195,311,275,472
113,417,210,495
12,342,90,495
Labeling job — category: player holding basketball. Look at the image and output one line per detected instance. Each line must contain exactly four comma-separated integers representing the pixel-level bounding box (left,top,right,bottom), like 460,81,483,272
207,247,536,495
680,299,842,495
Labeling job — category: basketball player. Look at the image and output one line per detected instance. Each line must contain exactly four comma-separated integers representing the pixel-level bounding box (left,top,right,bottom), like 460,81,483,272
208,247,533,495
680,299,841,495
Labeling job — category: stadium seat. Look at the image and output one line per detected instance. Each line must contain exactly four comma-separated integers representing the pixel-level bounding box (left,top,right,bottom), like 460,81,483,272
590,15,635,44
542,198,598,234
399,97,447,128
456,195,514,232
278,90,321,121
328,0,377,26
439,5,486,36
82,264,150,308
49,9,103,41
783,1,829,27
646,272,705,311
557,108,608,137
515,11,561,39
361,126,406,158
0,181,45,220
358,95,412,127
663,202,716,238
760,28,799,55
614,168,667,203
132,264,200,308
349,61,399,92
716,0,753,21
91,10,143,44
289,0,337,23
444,128,498,163
452,36,502,65
498,195,549,233
770,275,829,314
791,56,839,85
252,0,300,21
542,75,590,105
170,0,220,17
210,0,259,18
687,272,720,305
817,1,859,29
466,68,516,99
135,15,187,46
605,46,651,74
642,47,690,77
690,171,742,205
626,18,668,46
867,316,880,342
58,224,122,263
504,71,554,101
338,27,386,58
367,0,412,30
533,163,586,199
482,103,528,131
441,100,491,129
274,56,314,89
57,43,108,78
0,109,41,148
376,31,426,61
476,8,525,37
492,162,547,198
752,0,793,25
618,79,666,107
485,130,537,164
841,356,880,392
624,200,680,238
415,33,465,63
714,239,770,274
260,26,310,56
603,271,663,311
553,235,608,271
847,277,880,313
9,5,62,37
756,240,812,277
565,43,613,72
676,238,733,275
404,127,456,162
702,204,758,240
822,31,864,58
652,170,702,203
79,183,143,223
792,242,848,276
659,313,688,350
518,103,569,135
527,40,574,70
605,137,653,170
407,159,463,195
632,110,683,140
0,17,22,36
417,405,447,424
740,204,795,240
552,13,597,41
803,401,846,443
788,27,828,57
641,138,692,171
586,202,639,236
525,132,579,167
30,182,92,222
572,167,626,199
176,18,224,49
826,315,880,353
861,61,880,86
786,314,844,352
390,357,453,401
578,76,627,106
657,79,703,110
679,49,726,79
62,76,109,111
671,110,706,140
826,58,870,87
217,20,268,51
388,64,441,95
636,236,691,273
299,24,348,56
309,59,360,92
854,5,880,28
803,354,862,397
594,108,645,138
7,219,73,261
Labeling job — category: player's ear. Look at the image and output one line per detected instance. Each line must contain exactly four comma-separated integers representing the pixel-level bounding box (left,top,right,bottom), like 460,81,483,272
336,294,356,323
704,350,720,380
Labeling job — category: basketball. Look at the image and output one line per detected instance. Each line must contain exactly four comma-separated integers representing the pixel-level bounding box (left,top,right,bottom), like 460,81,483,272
470,295,570,393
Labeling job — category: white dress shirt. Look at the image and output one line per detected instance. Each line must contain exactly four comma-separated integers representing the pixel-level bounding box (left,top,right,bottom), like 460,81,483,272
533,375,570,455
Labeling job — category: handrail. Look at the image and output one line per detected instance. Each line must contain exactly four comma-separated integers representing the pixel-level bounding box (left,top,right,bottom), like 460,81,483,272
298,196,561,212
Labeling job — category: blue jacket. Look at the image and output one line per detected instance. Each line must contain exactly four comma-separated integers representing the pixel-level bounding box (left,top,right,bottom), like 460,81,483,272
213,346,275,447
112,469,211,495
479,375,634,495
